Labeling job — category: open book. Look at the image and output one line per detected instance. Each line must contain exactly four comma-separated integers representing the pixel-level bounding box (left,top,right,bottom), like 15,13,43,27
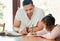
5,31,24,37
0,31,23,37
27,30,48,37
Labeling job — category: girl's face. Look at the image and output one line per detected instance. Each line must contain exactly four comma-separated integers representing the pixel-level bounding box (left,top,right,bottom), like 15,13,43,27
41,21,53,31
41,21,46,28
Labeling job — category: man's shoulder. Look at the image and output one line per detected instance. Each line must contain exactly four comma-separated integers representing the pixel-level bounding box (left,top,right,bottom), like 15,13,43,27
17,8,24,11
35,7,43,11
16,8,25,14
34,7,44,13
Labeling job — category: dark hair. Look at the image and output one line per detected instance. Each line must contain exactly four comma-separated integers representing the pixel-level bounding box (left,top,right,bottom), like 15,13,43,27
41,14,55,26
23,0,33,6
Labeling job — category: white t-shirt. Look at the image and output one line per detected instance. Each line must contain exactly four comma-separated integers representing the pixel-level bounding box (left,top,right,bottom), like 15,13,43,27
41,25,60,39
15,7,44,32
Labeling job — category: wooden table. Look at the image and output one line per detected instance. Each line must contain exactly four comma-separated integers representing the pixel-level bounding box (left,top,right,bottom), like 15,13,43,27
18,36,55,41
0,36,55,41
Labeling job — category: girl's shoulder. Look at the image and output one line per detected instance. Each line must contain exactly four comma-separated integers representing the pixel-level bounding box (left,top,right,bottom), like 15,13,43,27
56,24,60,27
53,24,60,30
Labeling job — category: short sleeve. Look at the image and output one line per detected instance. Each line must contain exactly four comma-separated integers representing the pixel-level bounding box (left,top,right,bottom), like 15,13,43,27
15,8,22,21
38,9,45,22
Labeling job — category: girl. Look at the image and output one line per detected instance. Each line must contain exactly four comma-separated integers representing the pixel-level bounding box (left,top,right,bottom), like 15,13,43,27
39,14,60,40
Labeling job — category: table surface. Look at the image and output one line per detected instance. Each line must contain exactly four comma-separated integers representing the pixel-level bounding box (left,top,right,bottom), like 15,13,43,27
0,35,55,41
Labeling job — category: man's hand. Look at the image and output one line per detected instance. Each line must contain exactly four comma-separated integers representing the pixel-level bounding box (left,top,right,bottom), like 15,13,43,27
13,27,19,33
20,28,28,35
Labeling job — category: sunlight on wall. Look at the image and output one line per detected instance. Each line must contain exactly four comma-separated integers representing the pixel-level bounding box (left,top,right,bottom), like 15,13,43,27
0,0,60,31
1,0,13,31
21,0,60,24
32,0,60,24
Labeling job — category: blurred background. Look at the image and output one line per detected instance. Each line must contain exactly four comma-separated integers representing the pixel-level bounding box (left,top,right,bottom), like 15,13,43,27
0,0,60,31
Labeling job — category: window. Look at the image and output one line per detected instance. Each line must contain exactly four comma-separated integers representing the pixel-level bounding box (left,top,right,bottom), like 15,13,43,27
1,0,13,31
21,0,60,24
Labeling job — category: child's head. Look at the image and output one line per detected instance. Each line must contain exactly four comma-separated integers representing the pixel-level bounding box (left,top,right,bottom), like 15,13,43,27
41,14,55,31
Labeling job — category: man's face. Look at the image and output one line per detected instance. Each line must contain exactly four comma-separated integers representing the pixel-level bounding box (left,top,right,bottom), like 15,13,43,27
24,4,34,15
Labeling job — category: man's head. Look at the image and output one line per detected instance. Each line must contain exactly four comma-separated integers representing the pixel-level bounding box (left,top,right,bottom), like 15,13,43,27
23,0,34,15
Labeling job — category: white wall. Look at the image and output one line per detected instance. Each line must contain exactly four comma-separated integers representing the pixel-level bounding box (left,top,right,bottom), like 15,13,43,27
33,0,60,25
2,0,13,31
21,0,60,24
1,0,60,31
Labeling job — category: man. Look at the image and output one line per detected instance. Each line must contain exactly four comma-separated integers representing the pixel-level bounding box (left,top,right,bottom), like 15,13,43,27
13,0,44,34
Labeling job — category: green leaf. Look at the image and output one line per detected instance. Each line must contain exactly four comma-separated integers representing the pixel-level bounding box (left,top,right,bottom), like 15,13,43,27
0,13,3,18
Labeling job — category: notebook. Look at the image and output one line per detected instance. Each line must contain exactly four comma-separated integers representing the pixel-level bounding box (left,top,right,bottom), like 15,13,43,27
4,31,23,37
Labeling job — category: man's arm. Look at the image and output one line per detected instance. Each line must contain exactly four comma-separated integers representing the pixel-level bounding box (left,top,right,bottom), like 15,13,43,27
19,21,43,34
28,22,43,32
14,19,21,27
13,19,21,33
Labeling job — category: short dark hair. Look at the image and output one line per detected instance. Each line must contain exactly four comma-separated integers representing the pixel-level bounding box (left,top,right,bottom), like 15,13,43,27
41,14,55,26
23,0,33,6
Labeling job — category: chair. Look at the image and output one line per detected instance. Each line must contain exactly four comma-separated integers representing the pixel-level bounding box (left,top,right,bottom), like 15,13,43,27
0,23,5,32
